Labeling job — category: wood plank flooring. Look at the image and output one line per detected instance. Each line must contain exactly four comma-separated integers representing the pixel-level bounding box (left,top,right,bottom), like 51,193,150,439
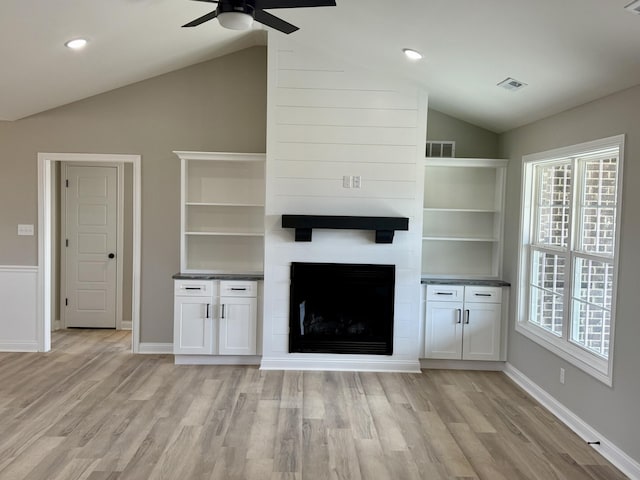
0,329,627,479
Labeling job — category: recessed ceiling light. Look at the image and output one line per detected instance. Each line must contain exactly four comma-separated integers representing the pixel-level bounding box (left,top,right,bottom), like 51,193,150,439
65,38,88,50
403,48,423,61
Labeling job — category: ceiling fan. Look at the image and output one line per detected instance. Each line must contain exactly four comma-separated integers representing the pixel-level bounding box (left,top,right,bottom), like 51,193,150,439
183,0,337,35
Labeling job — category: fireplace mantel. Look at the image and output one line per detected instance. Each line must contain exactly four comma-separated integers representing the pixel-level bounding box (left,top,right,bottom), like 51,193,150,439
281,215,409,243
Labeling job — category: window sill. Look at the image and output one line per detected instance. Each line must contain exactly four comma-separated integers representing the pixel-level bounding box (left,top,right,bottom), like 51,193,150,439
515,321,612,387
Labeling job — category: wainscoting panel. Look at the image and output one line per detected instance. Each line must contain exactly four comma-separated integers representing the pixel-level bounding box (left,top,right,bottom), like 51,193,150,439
0,266,38,351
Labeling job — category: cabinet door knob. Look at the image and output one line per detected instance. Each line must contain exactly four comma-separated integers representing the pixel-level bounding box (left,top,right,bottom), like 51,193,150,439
456,309,462,324
464,309,470,324
221,304,225,319
206,303,211,319
108,253,115,259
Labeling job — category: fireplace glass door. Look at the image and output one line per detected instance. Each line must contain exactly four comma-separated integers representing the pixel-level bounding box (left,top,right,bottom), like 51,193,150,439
289,262,395,355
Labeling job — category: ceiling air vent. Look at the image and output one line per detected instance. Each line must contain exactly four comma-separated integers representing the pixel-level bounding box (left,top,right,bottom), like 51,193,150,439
497,77,528,91
426,141,455,158
625,0,640,14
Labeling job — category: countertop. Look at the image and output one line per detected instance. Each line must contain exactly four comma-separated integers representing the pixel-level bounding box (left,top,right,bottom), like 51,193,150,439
421,277,510,287
173,273,264,281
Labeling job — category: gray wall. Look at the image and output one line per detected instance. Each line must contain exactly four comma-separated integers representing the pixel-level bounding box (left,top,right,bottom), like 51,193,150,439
500,84,640,462
427,108,499,158
0,46,267,343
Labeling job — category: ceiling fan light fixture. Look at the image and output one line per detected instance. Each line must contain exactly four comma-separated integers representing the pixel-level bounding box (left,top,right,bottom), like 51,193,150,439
403,48,423,61
218,11,254,30
65,38,88,50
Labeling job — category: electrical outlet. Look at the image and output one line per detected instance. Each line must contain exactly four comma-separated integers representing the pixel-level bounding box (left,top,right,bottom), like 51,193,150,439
560,368,565,384
342,175,352,188
352,175,362,188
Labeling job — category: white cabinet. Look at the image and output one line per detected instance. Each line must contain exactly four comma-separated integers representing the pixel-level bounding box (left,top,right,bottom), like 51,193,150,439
425,284,504,361
174,151,265,274
174,279,258,356
422,158,507,278
219,281,257,355
173,280,217,355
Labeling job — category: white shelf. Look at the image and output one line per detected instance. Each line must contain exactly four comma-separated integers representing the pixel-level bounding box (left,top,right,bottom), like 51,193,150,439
422,236,498,242
186,202,265,208
423,207,497,213
421,158,507,278
177,151,266,274
186,232,265,237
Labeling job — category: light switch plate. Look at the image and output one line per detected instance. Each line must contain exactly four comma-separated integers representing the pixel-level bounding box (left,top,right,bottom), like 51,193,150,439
17,224,34,236
342,175,352,188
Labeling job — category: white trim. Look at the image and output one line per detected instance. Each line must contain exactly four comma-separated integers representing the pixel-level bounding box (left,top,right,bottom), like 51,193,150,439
121,320,132,330
0,265,38,273
173,151,265,162
175,355,261,365
420,359,505,371
504,363,640,480
260,357,421,373
423,157,508,168
0,341,39,352
138,343,174,354
37,153,142,353
53,319,61,331
116,163,125,330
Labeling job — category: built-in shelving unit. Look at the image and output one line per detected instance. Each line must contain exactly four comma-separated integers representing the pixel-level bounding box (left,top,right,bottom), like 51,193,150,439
175,151,265,274
421,158,507,278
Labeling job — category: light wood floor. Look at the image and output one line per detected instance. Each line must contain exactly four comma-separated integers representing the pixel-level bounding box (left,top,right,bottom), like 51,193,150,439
0,330,627,480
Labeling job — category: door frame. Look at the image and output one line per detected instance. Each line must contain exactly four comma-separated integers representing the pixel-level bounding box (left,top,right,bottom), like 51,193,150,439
38,153,142,352
60,162,124,330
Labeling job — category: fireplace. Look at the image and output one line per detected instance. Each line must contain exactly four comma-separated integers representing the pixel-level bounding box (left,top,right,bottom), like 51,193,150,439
289,262,395,355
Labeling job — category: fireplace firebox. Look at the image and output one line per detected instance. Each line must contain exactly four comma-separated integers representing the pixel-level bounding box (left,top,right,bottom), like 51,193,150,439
289,262,395,355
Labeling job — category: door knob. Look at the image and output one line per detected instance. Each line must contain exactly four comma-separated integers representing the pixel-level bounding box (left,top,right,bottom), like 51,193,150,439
108,253,115,259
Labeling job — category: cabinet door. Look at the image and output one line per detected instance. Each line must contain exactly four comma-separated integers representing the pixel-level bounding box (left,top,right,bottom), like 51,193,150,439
425,301,464,359
174,296,215,354
462,302,501,361
219,296,257,355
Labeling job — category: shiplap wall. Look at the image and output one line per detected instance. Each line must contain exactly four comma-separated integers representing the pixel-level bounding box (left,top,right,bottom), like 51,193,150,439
261,37,427,371
0,266,38,351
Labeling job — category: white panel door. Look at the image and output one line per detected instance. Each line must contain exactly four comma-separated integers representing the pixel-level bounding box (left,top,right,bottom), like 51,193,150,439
219,296,257,355
462,302,501,361
425,301,463,359
65,165,117,328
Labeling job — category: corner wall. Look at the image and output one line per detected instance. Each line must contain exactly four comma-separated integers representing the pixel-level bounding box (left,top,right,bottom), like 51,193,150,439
500,83,640,465
262,37,428,370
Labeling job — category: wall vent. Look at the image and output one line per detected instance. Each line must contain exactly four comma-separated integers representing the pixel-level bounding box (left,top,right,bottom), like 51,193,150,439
625,0,640,14
426,141,455,158
497,77,528,91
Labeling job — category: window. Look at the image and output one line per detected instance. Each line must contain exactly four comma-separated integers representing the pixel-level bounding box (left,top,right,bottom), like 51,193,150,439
517,135,624,385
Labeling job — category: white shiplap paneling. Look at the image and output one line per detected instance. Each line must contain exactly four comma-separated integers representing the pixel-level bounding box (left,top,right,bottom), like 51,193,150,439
262,37,427,371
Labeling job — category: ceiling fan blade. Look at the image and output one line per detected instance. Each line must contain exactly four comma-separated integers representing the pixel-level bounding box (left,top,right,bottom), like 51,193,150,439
182,10,219,27
254,9,299,34
256,0,335,8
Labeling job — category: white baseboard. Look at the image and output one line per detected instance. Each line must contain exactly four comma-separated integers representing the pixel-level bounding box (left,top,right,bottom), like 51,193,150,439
260,356,421,373
175,355,261,366
121,320,132,330
138,342,173,354
0,341,39,352
504,363,640,480
420,359,505,371
52,319,61,331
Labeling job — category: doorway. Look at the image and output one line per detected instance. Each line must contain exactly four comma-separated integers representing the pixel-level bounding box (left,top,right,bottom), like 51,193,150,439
37,153,141,352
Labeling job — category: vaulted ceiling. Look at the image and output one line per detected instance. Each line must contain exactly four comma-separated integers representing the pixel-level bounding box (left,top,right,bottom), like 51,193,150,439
3,0,640,132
